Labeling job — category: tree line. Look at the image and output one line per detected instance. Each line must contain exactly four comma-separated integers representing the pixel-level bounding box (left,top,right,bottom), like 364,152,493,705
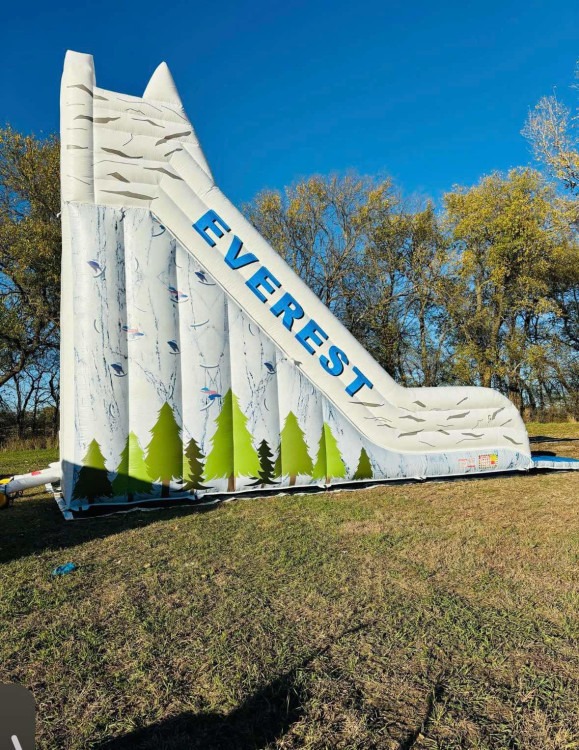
0,68,577,437
248,167,578,416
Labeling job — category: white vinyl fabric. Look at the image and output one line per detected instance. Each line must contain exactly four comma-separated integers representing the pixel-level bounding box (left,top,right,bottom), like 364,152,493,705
59,51,532,515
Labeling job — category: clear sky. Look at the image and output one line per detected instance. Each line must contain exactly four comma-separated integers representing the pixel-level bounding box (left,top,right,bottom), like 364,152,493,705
1,0,576,204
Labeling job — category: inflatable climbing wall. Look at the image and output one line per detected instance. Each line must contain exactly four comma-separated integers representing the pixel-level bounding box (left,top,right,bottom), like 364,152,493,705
59,51,532,516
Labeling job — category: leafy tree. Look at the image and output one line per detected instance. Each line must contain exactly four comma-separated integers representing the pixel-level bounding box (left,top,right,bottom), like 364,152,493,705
111,432,152,501
312,423,347,484
521,65,579,414
402,204,453,386
183,436,208,491
275,411,313,486
204,389,260,492
0,127,60,391
248,175,390,311
72,439,113,504
248,174,450,386
522,78,578,196
0,356,59,439
353,448,373,480
145,402,183,498
443,168,575,407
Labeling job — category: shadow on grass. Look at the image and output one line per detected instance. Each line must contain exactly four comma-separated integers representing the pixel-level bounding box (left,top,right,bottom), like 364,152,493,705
397,676,446,750
95,665,305,750
1,453,335,565
0,491,219,565
93,620,376,750
95,622,372,750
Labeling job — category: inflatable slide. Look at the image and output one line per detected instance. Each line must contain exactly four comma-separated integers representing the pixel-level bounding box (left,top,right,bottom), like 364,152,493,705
9,49,575,517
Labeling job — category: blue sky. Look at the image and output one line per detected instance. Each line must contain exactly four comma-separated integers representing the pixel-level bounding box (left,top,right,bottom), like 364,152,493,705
1,0,576,204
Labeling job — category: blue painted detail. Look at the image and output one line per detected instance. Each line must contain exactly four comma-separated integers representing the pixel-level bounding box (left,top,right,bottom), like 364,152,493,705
224,235,259,270
270,292,304,331
110,363,126,377
346,366,374,396
320,345,349,377
295,319,329,355
246,265,281,302
532,454,579,464
168,285,188,302
87,260,104,276
193,210,231,247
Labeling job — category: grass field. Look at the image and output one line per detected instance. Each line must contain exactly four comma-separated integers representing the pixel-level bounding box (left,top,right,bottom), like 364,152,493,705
0,425,578,749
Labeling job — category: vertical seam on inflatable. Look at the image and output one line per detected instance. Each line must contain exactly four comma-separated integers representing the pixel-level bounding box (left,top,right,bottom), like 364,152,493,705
121,211,130,496
172,233,185,484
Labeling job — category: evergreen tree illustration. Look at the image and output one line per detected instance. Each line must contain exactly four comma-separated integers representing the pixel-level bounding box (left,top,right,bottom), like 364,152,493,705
183,436,208,491
111,431,152,502
145,402,183,498
248,438,278,487
257,438,277,486
204,389,261,492
312,423,347,485
353,447,373,480
72,439,113,505
275,411,313,486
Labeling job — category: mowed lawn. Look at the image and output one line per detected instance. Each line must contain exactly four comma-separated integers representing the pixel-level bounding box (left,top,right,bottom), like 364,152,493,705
0,426,578,749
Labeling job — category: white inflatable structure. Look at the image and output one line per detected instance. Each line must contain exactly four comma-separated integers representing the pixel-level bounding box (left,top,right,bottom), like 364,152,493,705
14,50,574,517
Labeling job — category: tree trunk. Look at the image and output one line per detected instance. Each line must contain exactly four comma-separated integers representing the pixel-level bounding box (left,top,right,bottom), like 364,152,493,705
419,306,430,386
289,475,296,487
17,416,26,440
227,475,236,492
481,366,492,389
161,479,170,498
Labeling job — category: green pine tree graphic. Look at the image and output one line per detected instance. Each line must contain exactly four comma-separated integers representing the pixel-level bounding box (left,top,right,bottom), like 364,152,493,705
312,423,347,485
111,432,152,501
183,436,208,491
255,438,277,486
275,411,313,486
72,439,113,505
352,447,373,480
204,389,261,492
145,402,183,498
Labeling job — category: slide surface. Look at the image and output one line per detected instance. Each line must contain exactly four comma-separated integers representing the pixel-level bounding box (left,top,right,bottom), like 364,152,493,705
59,52,531,515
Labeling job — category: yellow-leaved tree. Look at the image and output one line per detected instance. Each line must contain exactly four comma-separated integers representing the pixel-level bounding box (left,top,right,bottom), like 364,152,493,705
443,168,577,411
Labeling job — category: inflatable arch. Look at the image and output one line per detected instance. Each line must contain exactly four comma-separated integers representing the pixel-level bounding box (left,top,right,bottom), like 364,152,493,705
56,50,535,516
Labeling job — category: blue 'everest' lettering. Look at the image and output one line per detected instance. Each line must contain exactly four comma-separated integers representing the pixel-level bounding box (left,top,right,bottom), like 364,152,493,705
225,235,258,270
320,345,349,377
246,266,281,302
346,367,373,397
192,210,230,246
295,319,328,355
192,210,373,397
271,293,304,330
